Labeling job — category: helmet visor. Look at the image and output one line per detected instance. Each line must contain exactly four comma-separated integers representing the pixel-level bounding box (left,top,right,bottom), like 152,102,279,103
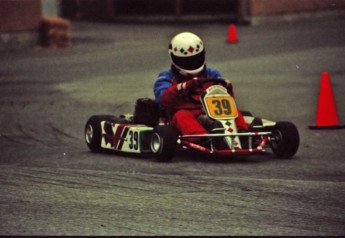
171,50,205,71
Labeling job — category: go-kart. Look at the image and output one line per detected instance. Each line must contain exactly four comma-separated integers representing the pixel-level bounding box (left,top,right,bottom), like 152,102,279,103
85,78,299,162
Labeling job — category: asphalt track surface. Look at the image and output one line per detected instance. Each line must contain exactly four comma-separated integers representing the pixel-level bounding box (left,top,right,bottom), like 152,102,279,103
1,16,345,236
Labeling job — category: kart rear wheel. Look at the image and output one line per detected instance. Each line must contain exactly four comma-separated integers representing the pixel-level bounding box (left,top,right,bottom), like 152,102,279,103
150,125,178,162
270,121,299,159
85,115,120,152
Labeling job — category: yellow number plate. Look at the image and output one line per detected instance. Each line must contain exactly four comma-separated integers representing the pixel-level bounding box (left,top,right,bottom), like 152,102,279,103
204,96,238,119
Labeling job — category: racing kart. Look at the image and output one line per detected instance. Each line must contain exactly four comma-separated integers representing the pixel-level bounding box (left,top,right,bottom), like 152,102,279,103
85,78,299,162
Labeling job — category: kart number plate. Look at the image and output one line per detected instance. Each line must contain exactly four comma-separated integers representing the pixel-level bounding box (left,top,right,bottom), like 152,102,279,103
204,96,238,119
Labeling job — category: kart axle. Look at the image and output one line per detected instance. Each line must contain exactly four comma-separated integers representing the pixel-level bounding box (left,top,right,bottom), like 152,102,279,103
180,131,271,138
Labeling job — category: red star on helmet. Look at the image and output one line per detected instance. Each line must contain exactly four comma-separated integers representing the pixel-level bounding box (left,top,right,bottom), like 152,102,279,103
188,46,195,53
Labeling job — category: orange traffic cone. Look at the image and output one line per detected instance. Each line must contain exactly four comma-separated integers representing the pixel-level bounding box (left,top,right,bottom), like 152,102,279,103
309,72,344,129
227,24,238,43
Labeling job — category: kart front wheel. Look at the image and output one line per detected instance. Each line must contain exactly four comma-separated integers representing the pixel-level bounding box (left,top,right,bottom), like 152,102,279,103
240,110,253,117
150,125,178,162
270,121,299,159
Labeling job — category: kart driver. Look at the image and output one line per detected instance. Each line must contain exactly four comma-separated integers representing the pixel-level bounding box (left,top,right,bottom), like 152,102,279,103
153,32,248,140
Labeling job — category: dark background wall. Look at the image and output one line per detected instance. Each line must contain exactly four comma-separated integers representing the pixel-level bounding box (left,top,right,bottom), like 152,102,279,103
1,0,344,50
248,0,345,16
0,0,41,32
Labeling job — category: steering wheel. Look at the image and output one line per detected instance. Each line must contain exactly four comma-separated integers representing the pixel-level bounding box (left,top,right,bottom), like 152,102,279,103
188,78,228,104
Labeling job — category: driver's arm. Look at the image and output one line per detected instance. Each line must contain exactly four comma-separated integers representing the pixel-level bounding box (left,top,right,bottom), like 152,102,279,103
161,78,201,107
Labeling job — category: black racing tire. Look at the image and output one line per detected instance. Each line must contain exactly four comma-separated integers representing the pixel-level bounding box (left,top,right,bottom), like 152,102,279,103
85,115,123,152
240,111,253,117
150,125,178,162
270,121,300,159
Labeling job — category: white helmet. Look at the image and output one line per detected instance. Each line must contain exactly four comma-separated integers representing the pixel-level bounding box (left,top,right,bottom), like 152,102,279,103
169,32,205,76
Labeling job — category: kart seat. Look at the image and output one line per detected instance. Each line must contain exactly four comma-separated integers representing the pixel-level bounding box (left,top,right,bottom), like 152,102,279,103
133,98,162,127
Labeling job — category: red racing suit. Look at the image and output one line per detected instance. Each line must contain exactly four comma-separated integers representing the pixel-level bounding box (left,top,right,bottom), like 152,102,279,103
153,66,248,136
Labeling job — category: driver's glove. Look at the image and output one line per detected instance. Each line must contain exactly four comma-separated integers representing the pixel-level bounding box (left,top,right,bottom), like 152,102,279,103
177,77,201,95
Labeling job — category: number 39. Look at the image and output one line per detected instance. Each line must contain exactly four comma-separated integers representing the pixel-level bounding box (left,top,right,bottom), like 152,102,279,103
129,131,139,150
212,99,232,115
